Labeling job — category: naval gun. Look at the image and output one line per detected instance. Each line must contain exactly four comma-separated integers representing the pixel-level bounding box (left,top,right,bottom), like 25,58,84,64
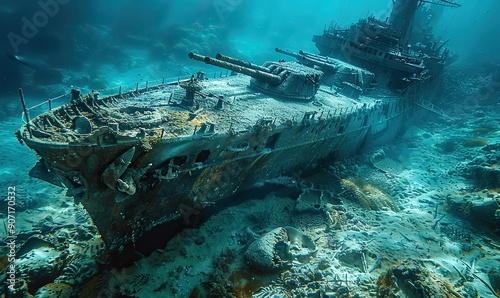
188,52,323,100
275,47,339,73
275,48,376,92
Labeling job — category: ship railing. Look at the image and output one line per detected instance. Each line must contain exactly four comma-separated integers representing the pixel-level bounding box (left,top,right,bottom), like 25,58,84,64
18,71,233,137
324,20,346,34
19,75,195,124
354,35,398,52
416,99,454,121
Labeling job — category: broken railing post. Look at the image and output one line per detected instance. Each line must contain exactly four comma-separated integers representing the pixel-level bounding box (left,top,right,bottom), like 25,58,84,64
19,88,32,138
136,83,139,92
71,89,81,100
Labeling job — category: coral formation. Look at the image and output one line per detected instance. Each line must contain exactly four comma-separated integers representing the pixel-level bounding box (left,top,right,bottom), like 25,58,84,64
488,269,500,296
245,226,317,273
377,259,461,297
339,178,399,211
228,270,265,298
170,24,225,59
244,227,289,272
457,145,500,188
4,220,106,296
78,273,113,298
35,283,73,298
446,191,500,233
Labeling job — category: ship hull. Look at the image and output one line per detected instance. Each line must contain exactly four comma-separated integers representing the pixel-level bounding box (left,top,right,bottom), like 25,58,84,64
15,0,458,268
21,91,415,263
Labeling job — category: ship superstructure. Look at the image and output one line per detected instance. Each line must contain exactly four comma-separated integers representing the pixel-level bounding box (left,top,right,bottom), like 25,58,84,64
313,0,460,90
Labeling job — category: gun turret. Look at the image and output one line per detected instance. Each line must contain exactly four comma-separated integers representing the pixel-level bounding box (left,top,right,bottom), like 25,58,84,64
188,52,324,100
188,52,282,85
276,48,375,91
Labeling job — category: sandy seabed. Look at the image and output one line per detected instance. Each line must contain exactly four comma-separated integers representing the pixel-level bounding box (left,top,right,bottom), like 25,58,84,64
0,92,499,297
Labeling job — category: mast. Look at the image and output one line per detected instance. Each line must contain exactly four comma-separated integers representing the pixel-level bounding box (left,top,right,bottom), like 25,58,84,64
389,0,461,41
389,0,419,41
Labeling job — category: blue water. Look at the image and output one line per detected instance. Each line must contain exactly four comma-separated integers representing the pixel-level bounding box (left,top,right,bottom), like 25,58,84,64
1,0,498,104
1,1,500,297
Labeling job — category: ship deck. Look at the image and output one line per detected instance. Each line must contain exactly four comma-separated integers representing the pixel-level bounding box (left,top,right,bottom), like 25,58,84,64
23,74,396,144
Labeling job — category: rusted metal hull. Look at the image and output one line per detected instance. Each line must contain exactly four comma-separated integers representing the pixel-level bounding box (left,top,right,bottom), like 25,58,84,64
15,0,457,268
20,93,414,262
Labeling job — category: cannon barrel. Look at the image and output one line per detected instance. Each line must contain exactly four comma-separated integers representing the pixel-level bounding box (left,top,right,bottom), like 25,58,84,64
188,52,209,63
276,48,338,72
275,47,303,60
188,52,282,85
299,50,339,71
299,50,330,62
215,53,271,73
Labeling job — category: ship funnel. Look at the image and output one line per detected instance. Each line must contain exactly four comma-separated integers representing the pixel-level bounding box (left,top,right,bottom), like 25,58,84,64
389,0,460,41
389,0,419,40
